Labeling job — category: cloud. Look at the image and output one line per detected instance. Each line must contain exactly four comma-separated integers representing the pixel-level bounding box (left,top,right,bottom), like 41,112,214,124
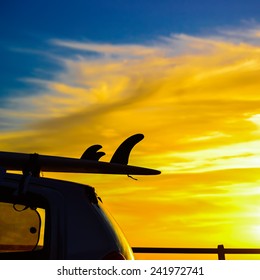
51,39,162,57
2,25,260,162
2,25,260,251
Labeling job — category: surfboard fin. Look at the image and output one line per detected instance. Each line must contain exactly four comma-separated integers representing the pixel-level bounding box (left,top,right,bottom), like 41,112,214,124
110,134,144,165
81,145,106,161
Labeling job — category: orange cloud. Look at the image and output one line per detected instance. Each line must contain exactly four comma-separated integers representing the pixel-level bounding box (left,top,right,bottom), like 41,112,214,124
2,25,260,258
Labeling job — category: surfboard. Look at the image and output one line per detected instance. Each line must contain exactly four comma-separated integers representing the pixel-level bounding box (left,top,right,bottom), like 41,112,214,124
0,134,161,176
0,151,160,175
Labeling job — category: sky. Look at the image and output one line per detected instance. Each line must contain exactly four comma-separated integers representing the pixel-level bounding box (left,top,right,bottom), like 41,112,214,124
1,0,260,259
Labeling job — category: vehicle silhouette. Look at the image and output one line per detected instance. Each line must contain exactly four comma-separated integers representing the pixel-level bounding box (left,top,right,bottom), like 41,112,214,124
0,134,160,259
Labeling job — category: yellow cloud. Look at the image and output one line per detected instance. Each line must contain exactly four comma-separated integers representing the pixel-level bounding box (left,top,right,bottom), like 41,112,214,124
2,26,260,258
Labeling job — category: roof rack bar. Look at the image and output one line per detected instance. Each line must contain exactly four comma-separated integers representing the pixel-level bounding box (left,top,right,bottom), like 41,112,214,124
0,167,6,181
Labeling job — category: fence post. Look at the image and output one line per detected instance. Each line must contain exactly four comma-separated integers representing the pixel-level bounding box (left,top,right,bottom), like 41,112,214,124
218,244,225,260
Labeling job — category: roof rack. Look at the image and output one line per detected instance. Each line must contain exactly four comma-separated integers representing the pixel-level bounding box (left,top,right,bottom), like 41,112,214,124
0,167,6,181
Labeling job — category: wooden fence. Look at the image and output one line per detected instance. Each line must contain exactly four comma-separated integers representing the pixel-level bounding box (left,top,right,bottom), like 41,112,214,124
132,244,260,260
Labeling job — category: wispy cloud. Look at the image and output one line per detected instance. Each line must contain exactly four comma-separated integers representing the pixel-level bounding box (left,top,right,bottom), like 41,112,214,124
51,39,162,57
2,25,260,251
2,25,260,160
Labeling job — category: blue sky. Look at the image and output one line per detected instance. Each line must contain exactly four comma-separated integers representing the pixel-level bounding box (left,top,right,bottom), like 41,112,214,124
1,0,260,97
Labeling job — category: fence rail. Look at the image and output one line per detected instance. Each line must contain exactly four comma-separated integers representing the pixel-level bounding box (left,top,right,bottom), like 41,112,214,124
132,245,260,260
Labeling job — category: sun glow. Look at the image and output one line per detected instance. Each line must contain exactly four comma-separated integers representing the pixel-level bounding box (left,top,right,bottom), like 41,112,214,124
251,225,260,240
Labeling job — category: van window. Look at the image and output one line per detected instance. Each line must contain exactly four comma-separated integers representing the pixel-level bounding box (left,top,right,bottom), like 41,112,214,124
0,202,45,252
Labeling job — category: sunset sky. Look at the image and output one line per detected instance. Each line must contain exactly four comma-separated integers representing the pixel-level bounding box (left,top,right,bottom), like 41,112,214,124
1,0,260,259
